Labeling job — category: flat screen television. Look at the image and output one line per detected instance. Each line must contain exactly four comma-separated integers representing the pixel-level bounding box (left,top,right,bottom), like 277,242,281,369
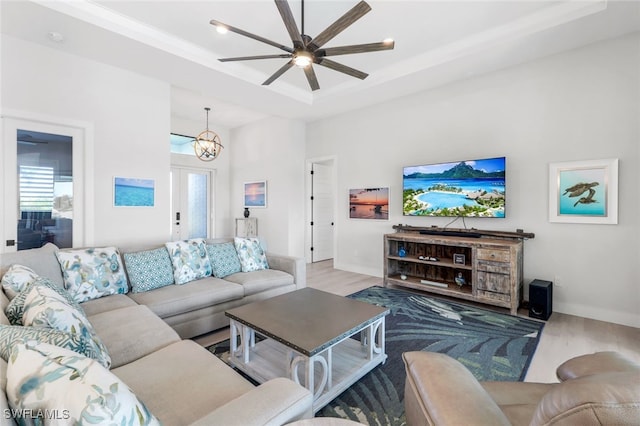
403,156,506,218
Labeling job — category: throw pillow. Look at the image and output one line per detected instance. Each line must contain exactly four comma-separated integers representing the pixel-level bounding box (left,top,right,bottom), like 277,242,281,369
22,284,111,369
1,264,39,300
233,237,270,272
56,247,128,303
206,242,242,278
5,277,84,326
165,238,212,285
123,248,174,293
6,342,160,426
0,325,101,364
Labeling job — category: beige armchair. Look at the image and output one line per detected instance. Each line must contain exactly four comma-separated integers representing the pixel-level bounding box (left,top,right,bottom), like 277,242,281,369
402,351,640,425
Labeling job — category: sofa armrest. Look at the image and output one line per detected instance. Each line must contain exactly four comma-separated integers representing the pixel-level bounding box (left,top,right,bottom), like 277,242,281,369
403,352,511,426
556,351,640,381
266,254,306,289
190,378,313,426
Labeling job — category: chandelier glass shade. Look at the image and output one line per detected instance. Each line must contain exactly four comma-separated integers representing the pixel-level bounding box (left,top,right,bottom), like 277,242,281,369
193,107,223,161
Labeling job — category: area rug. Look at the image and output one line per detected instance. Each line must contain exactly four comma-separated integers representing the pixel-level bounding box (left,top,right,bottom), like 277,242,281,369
206,286,544,425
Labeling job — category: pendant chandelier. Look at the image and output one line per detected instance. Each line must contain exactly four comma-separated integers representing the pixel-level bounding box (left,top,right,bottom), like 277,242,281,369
193,107,223,161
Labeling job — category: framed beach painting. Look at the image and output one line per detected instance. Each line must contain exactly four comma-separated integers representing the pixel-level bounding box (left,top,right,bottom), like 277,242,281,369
244,181,267,208
349,187,389,220
113,177,155,207
548,158,618,224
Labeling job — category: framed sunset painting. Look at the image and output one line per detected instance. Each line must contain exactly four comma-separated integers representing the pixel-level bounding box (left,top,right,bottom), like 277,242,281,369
349,187,389,220
244,181,267,208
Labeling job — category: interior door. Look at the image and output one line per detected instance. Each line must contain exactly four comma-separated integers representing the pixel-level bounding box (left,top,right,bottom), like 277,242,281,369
311,162,334,262
2,118,85,253
170,167,212,241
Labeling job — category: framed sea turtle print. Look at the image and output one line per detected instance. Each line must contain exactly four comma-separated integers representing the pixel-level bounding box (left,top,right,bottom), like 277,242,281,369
549,159,618,224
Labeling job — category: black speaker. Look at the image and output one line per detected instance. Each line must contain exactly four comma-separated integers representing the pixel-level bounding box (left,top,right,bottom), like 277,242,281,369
529,279,552,320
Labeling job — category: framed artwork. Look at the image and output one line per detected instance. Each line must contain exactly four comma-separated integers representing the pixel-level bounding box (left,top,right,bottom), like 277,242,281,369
113,177,155,207
548,158,618,224
453,253,466,265
244,181,267,208
349,187,389,220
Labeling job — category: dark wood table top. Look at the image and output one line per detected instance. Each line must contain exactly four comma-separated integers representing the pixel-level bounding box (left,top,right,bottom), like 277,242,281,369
226,287,389,356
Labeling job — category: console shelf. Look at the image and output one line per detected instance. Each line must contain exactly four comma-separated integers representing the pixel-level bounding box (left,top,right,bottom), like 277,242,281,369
384,232,523,315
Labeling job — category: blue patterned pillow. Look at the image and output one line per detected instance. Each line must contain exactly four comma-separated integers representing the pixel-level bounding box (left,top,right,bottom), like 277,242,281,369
165,238,212,285
22,284,111,369
6,342,160,426
0,325,101,364
234,237,269,272
206,243,242,278
5,277,84,326
123,248,174,293
56,247,129,303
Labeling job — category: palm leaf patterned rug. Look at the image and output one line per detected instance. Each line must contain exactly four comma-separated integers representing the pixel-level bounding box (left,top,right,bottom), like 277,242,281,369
207,286,544,425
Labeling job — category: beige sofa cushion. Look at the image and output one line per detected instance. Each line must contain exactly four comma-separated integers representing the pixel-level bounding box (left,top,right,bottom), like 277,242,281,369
80,294,138,317
127,277,243,318
88,305,180,369
224,269,294,296
112,340,255,426
0,243,64,288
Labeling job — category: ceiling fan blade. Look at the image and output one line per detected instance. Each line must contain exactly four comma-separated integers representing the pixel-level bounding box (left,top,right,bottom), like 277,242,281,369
263,60,295,86
220,54,292,62
308,1,371,50
210,19,293,53
316,58,368,80
319,41,394,57
275,0,304,49
304,65,320,91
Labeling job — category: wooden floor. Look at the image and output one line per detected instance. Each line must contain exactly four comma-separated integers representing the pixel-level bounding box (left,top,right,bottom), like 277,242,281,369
196,259,640,383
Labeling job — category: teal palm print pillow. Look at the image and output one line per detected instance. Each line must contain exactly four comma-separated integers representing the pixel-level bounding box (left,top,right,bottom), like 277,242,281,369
165,238,212,285
55,247,128,303
5,277,84,326
233,237,269,272
22,284,111,369
0,325,101,365
6,342,160,426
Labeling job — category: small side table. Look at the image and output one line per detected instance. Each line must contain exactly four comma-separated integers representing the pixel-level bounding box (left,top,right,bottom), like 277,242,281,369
235,217,257,238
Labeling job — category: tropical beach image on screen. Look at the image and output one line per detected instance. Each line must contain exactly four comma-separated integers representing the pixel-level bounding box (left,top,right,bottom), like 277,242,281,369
114,177,155,207
403,157,506,217
349,187,389,220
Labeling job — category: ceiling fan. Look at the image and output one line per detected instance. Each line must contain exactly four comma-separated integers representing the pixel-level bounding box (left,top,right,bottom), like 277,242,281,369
210,0,394,91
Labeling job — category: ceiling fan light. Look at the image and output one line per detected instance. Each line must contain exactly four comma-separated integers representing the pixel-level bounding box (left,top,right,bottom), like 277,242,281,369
293,51,313,68
216,25,229,34
383,38,394,45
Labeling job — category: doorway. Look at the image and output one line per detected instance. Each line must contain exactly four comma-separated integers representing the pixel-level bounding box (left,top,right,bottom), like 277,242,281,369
307,158,335,263
2,116,88,253
170,166,213,241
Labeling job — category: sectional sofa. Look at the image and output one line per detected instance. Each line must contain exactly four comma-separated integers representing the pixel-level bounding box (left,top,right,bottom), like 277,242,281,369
0,238,313,425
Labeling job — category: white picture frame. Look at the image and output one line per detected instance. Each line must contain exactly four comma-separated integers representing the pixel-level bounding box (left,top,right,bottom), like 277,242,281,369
548,158,618,224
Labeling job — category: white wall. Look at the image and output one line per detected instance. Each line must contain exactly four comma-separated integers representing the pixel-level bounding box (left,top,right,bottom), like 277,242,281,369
2,35,172,246
306,33,640,327
230,117,306,257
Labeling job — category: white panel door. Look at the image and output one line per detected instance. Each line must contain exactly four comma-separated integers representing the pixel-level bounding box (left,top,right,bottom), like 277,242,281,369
311,163,334,262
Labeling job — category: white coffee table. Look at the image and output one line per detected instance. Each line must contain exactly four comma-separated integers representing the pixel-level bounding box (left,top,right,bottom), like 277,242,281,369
225,288,389,413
